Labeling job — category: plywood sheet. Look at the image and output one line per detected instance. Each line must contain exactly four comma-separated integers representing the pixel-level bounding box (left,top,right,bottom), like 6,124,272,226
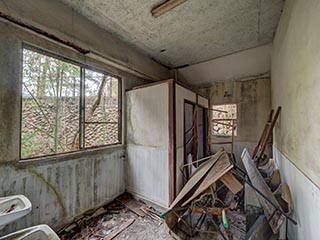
241,148,285,234
182,152,232,206
169,149,224,209
127,145,169,207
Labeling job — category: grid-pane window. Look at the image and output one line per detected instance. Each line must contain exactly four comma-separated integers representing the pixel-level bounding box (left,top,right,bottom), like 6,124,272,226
84,69,120,147
21,48,121,159
211,104,237,136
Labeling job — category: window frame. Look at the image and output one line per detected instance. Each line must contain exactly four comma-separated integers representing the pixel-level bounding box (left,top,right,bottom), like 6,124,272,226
211,103,237,137
20,44,122,160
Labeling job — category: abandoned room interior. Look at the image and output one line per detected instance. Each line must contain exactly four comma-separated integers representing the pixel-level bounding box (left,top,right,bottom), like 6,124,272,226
0,0,319,239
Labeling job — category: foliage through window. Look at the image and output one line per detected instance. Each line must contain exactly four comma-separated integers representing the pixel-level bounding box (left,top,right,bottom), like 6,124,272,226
21,47,121,159
211,104,237,136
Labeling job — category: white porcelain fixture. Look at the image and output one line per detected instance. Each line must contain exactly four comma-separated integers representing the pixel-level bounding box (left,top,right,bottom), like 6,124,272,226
0,195,32,230
0,224,60,240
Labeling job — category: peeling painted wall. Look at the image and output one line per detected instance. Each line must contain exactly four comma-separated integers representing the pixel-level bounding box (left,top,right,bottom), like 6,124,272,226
271,0,320,238
0,148,125,234
200,78,271,163
0,12,151,235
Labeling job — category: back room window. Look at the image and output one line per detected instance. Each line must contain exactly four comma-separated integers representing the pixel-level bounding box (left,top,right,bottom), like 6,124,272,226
211,104,237,136
21,47,121,159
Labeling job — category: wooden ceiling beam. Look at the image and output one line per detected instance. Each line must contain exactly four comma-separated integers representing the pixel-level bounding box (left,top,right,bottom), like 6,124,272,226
151,0,187,18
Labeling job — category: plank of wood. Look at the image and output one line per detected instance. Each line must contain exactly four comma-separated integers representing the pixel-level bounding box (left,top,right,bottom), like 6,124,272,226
255,107,281,166
151,0,187,17
219,171,243,195
105,218,135,240
169,149,225,209
117,198,145,217
182,152,233,206
140,206,162,223
253,109,274,158
241,148,285,234
191,206,223,216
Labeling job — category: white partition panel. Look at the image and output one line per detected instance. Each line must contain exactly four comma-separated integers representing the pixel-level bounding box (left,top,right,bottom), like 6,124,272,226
126,83,170,207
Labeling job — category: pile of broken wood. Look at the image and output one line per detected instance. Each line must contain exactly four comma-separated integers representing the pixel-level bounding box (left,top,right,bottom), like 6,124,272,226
162,149,246,240
242,148,295,240
161,107,297,239
241,106,296,239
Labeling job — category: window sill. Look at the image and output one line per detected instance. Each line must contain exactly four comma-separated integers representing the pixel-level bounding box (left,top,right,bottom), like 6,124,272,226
18,144,124,166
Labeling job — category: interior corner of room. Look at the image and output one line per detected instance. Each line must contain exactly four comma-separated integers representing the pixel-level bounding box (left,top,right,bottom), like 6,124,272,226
0,0,319,239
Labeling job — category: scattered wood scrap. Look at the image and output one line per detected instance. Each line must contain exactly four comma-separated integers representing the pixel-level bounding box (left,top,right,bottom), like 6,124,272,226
105,218,135,240
191,206,223,216
252,107,281,166
59,194,171,240
219,171,243,195
163,149,246,240
117,195,145,217
140,206,162,223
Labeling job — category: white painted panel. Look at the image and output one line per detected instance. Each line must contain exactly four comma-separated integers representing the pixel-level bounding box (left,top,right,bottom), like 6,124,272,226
273,147,320,240
127,83,169,148
126,83,170,207
127,145,169,207
198,95,209,108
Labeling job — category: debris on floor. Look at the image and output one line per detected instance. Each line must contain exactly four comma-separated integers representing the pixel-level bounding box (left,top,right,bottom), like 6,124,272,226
162,149,246,240
242,147,296,239
58,129,295,240
59,193,173,240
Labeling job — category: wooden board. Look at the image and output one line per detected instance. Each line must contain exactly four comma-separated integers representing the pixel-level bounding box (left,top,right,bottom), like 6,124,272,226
191,206,223,216
105,219,135,240
219,171,243,194
117,198,145,217
182,152,233,206
241,148,285,234
169,149,224,209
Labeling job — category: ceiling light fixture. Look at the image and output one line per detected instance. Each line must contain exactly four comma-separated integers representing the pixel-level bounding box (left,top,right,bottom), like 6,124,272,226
151,0,187,18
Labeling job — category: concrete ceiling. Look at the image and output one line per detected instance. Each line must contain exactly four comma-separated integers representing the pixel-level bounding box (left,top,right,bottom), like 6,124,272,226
60,0,284,68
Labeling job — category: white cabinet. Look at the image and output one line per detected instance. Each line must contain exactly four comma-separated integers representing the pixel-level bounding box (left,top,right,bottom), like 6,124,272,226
126,80,209,207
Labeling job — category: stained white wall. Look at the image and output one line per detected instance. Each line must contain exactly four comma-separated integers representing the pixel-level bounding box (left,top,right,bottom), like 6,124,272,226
271,0,320,239
126,83,170,207
178,44,271,87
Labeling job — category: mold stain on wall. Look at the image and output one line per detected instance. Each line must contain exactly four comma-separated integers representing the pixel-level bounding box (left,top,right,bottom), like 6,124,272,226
0,148,125,235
